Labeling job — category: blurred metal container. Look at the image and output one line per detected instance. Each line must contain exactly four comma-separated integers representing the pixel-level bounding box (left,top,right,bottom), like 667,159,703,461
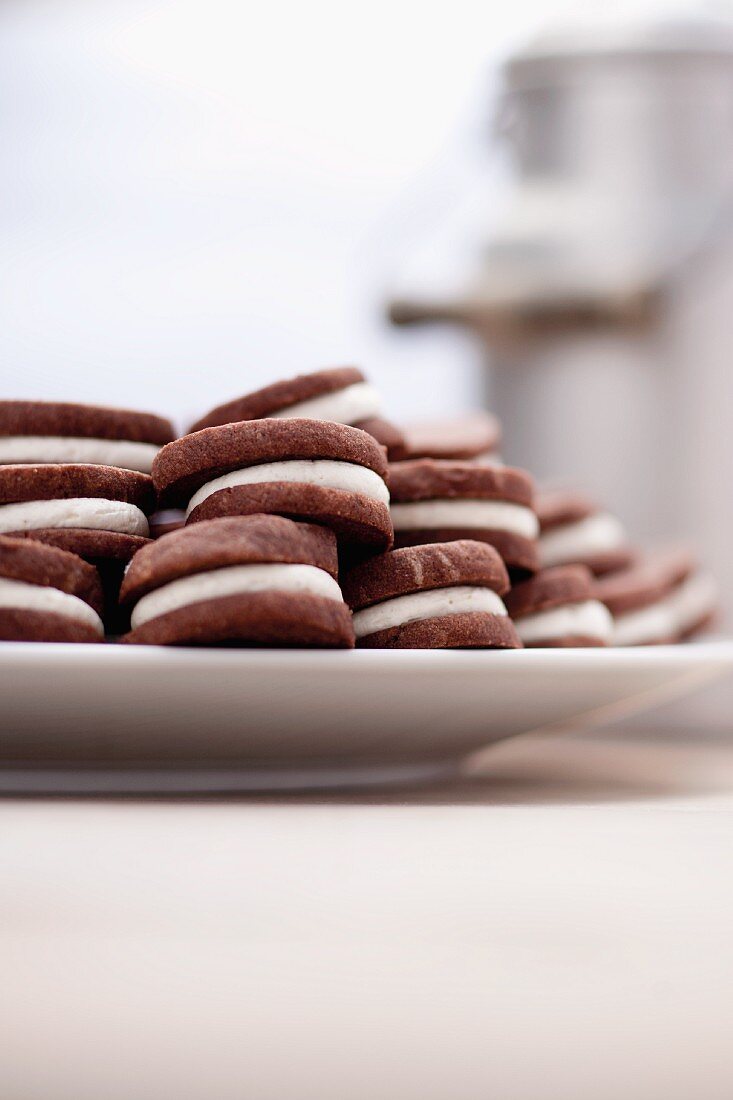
390,12,733,639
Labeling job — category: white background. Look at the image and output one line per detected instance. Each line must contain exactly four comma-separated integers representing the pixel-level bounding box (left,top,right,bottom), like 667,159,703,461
0,0,584,429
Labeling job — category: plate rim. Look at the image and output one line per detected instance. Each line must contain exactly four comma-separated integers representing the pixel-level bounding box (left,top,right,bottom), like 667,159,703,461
1,638,732,672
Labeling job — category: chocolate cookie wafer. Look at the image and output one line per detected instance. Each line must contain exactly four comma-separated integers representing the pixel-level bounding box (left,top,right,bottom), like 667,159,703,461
396,411,502,465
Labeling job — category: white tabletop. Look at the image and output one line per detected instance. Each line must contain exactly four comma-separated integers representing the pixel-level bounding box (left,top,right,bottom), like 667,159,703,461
2,731,733,1100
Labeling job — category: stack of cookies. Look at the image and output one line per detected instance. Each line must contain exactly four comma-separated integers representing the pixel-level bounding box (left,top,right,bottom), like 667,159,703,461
527,488,716,647
0,400,174,634
145,369,524,648
0,370,719,648
0,534,104,642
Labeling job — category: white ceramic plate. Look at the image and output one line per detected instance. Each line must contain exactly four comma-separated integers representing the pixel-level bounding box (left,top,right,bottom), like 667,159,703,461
0,641,731,792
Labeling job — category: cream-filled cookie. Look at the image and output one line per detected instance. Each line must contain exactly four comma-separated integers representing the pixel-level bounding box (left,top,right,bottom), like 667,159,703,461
153,418,393,552
536,489,634,575
388,459,538,578
0,534,104,642
341,540,520,649
505,565,612,647
189,367,406,460
0,400,174,474
120,514,354,648
595,549,718,645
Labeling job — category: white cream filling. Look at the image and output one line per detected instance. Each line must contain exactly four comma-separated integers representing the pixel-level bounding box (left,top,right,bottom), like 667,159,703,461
390,499,538,539
131,562,344,629
270,381,382,425
149,509,186,527
612,572,717,646
351,585,507,639
540,512,626,568
473,451,504,467
0,436,160,473
514,599,613,645
0,576,103,634
0,498,149,536
186,459,389,516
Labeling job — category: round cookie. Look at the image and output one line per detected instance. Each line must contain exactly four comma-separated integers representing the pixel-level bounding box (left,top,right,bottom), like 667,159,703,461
0,465,154,549
188,367,406,460
536,489,635,576
396,411,502,464
0,463,157,632
594,548,718,646
0,464,155,549
505,565,612,647
341,540,520,649
387,459,538,577
0,534,104,642
153,419,393,551
0,400,174,473
121,515,354,647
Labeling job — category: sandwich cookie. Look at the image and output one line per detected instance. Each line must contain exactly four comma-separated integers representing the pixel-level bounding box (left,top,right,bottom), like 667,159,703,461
189,367,406,460
0,400,174,474
120,515,354,647
0,464,155,553
536,489,634,576
397,411,502,465
0,534,104,642
594,549,718,646
387,459,538,577
341,540,520,649
153,419,393,551
505,565,613,647
0,464,156,632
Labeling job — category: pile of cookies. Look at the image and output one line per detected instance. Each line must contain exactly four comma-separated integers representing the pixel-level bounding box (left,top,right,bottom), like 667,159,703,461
0,367,718,648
